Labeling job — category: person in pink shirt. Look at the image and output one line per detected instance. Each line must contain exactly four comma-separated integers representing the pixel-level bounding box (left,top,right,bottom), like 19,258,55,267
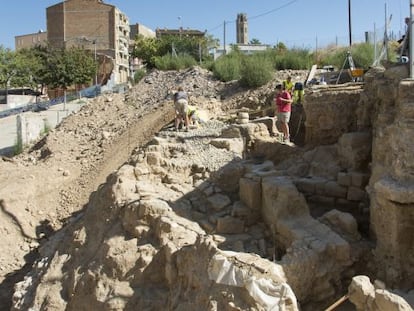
275,83,293,142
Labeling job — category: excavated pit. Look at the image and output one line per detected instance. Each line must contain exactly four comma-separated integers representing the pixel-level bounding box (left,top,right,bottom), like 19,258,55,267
2,65,414,310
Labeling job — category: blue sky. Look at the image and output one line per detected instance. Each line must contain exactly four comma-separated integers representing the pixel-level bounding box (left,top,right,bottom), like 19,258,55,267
0,0,408,50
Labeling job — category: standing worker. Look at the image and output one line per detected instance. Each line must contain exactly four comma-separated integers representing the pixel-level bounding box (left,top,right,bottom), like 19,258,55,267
275,83,293,142
173,86,190,132
293,82,304,104
282,76,294,97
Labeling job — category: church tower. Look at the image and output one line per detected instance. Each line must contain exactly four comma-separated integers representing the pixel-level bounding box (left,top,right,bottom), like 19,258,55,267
236,13,248,44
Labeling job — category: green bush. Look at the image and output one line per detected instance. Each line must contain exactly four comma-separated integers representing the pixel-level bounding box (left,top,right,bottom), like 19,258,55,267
134,68,146,83
317,42,386,70
240,54,273,87
154,54,197,70
212,52,242,82
350,43,375,68
273,48,313,70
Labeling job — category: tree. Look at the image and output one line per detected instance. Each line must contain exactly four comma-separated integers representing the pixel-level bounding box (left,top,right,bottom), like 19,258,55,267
17,45,48,92
131,33,218,69
42,46,95,90
249,38,262,45
131,35,160,68
275,42,287,53
0,46,17,91
0,46,37,105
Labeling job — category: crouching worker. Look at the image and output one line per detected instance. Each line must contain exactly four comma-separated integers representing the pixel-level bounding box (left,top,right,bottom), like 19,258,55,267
187,104,205,127
174,86,190,131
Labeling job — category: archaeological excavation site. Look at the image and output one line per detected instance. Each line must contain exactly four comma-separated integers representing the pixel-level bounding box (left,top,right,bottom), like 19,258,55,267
1,64,413,311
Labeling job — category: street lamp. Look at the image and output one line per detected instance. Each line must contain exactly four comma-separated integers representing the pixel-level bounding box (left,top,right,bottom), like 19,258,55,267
348,0,352,47
92,39,97,85
178,16,182,38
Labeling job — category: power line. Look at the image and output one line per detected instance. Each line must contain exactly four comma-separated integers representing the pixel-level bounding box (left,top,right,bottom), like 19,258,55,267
207,0,300,33
249,0,300,20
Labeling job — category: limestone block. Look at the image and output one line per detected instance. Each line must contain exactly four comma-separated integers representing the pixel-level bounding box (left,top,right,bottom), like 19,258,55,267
319,209,361,241
347,186,367,201
337,172,352,186
374,177,414,204
210,138,244,155
231,201,260,226
138,199,172,219
146,151,162,166
104,236,140,277
314,178,328,195
237,118,249,124
232,240,245,252
199,219,215,233
295,177,317,194
134,165,150,178
305,145,341,180
207,193,232,211
231,201,250,217
324,181,348,198
239,177,262,209
337,132,372,170
251,116,276,135
146,144,163,152
351,172,370,187
202,185,214,196
220,126,242,138
348,275,375,311
210,160,245,193
374,289,413,311
216,216,245,234
307,195,335,205
261,176,310,223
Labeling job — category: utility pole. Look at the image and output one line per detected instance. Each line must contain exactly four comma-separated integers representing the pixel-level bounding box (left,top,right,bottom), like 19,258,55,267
348,0,352,47
410,0,414,78
223,21,226,55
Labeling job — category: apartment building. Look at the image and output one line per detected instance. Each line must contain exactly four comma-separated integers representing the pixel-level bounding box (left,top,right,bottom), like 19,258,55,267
15,31,48,50
46,0,130,85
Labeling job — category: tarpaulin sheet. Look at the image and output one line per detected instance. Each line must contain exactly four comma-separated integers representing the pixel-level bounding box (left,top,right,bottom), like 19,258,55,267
208,251,299,311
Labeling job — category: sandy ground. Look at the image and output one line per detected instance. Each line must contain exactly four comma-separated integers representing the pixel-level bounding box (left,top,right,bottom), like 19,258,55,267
0,92,174,310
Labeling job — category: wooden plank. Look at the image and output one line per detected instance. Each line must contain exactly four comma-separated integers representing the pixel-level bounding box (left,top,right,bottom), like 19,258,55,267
324,295,349,311
305,64,317,86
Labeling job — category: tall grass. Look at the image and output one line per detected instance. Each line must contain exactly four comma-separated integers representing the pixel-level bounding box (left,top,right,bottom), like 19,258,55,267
154,54,197,70
212,52,242,82
240,53,274,87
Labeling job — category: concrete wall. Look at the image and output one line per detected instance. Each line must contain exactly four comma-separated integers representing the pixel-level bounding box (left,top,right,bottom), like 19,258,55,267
0,102,84,156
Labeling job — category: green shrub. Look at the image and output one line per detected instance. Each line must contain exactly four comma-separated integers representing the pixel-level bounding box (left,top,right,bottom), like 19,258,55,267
212,52,242,81
273,48,313,70
240,54,273,87
318,42,386,70
134,68,146,83
154,54,197,70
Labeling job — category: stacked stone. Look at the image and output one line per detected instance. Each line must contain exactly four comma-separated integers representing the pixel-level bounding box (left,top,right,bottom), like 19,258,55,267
237,111,249,124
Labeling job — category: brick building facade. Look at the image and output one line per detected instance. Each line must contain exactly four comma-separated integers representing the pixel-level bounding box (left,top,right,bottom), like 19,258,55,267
15,31,48,50
46,0,130,85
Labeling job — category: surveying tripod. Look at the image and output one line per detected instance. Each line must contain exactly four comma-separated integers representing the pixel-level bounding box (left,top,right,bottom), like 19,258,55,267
336,51,356,84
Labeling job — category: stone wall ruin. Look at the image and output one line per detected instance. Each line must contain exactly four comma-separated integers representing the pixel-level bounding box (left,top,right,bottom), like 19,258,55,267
11,65,414,311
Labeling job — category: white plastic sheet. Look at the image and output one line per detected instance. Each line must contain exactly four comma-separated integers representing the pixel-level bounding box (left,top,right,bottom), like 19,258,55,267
208,251,299,311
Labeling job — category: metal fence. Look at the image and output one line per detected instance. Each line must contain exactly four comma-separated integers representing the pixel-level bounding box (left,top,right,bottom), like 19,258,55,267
0,85,101,119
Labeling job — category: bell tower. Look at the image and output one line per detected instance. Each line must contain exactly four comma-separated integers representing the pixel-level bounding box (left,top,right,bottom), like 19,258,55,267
236,13,248,44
